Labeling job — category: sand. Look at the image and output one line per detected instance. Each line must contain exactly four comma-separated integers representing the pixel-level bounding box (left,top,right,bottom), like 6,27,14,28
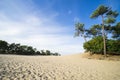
0,54,120,80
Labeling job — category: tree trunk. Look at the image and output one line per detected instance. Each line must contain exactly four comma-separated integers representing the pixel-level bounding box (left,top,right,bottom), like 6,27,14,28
101,15,107,57
83,28,87,42
83,35,87,42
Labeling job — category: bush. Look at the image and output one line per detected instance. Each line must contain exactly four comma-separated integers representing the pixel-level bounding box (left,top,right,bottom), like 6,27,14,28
83,36,120,55
84,36,104,54
107,40,120,55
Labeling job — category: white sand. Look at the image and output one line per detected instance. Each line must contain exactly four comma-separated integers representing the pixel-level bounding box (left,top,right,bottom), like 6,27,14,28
0,54,120,80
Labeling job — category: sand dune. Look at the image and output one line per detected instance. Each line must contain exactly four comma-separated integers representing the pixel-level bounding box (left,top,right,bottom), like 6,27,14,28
0,54,120,80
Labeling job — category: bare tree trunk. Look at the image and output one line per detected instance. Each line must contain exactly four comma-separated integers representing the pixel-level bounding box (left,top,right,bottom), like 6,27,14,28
83,28,87,42
101,15,107,57
83,35,87,42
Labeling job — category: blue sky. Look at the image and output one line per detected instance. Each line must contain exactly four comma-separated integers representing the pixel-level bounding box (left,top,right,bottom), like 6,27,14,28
0,0,120,55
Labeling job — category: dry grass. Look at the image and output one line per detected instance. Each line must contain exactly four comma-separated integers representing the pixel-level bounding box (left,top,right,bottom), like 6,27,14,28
81,52,120,61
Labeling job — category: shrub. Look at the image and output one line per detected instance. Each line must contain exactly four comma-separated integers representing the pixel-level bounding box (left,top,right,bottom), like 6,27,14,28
84,36,120,55
84,36,104,54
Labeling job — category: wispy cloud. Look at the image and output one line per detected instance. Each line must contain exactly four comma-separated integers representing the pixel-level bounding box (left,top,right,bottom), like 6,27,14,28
0,0,84,55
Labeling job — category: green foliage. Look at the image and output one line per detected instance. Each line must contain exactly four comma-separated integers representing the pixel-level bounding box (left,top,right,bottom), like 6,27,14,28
41,50,46,55
112,22,120,39
87,25,102,37
46,50,51,55
104,17,116,24
90,5,109,18
105,10,119,24
84,36,104,54
90,5,118,19
74,22,85,37
84,37,120,55
106,10,119,18
0,40,60,56
74,22,87,42
89,5,119,56
107,40,120,54
0,40,8,53
90,5,112,56
74,5,120,55
52,52,61,56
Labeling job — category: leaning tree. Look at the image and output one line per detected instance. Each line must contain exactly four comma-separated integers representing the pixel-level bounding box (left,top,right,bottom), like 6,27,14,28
74,22,87,42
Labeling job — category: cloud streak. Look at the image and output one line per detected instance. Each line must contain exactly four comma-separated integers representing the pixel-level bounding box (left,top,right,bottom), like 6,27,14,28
0,0,84,55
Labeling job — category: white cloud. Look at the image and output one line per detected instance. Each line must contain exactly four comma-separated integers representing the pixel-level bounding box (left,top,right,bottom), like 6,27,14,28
0,0,84,55
0,29,21,36
8,35,84,55
25,16,41,25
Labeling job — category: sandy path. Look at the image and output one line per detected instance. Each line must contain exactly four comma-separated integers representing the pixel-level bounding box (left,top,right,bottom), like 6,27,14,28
0,54,120,80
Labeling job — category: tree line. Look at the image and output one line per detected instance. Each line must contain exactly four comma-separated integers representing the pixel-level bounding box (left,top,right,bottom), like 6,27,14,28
75,5,120,56
0,40,60,56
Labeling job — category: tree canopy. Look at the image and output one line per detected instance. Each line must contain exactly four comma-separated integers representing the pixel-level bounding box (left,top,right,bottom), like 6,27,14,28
75,5,120,55
0,40,60,56
74,22,87,42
